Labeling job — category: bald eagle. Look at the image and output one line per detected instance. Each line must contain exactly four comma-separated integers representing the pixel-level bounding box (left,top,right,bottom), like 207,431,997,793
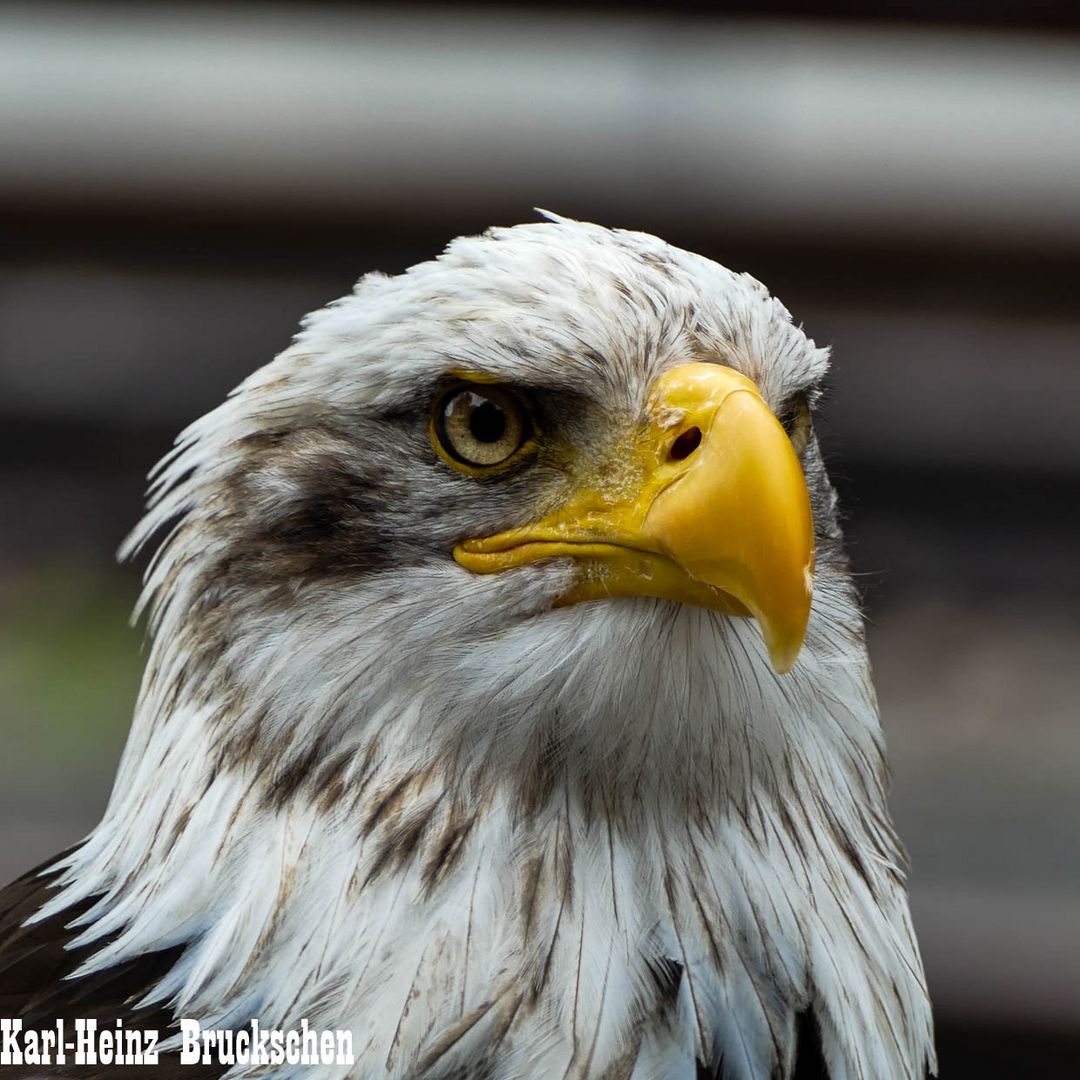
0,218,934,1078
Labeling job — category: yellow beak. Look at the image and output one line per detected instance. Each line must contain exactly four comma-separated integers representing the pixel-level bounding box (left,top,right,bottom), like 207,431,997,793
454,363,815,673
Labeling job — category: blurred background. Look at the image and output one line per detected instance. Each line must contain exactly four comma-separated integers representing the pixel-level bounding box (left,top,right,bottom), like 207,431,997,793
1,1,1077,1074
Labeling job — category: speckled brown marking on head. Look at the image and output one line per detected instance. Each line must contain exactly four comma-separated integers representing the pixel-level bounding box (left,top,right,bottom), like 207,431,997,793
517,853,545,942
166,804,194,848
217,702,267,771
516,724,561,818
637,250,679,280
262,743,326,810
364,806,438,887
420,813,476,898
233,428,295,452
313,751,354,813
363,773,417,835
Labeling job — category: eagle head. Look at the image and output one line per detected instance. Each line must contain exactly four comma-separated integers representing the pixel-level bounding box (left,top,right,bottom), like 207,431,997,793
19,217,933,1080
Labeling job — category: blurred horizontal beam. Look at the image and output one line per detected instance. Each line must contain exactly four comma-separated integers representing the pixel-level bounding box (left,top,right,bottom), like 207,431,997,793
3,263,1078,472
3,5,1080,248
913,884,1080,1027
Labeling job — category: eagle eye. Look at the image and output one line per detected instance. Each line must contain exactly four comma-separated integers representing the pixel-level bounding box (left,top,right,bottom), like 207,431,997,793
433,384,531,469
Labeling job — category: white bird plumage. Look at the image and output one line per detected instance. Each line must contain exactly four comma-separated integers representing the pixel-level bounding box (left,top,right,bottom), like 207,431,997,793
14,218,934,1079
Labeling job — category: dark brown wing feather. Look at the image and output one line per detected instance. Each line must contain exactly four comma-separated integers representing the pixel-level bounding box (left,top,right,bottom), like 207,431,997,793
0,851,223,1079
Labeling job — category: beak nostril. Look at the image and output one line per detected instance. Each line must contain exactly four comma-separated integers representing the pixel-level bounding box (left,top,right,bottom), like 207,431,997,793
669,426,702,462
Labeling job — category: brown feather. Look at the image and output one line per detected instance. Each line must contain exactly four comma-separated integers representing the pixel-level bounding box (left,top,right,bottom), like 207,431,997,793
0,852,223,1079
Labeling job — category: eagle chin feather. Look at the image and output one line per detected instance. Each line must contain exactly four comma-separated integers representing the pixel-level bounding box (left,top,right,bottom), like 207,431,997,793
0,219,934,1079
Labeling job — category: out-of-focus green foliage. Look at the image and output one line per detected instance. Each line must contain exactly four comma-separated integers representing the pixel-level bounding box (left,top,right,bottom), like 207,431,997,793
0,560,143,787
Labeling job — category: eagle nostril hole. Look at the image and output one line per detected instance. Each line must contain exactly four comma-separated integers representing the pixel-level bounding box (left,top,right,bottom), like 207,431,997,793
668,426,702,462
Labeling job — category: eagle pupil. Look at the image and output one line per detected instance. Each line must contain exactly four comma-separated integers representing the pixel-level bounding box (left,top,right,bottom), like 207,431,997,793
469,401,506,443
